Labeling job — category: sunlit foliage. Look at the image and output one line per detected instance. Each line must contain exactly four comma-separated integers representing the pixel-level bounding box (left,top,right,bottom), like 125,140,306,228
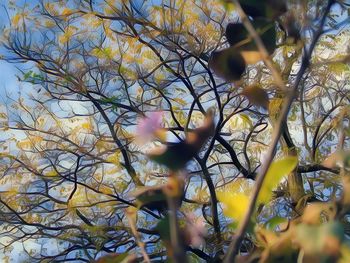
0,0,350,262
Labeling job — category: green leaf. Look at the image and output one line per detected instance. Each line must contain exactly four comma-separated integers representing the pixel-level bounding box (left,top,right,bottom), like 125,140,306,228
99,96,120,104
264,216,287,231
258,156,298,203
156,216,171,242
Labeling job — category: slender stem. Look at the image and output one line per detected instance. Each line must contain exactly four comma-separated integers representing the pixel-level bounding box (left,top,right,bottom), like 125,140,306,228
167,194,187,263
126,210,151,263
224,1,334,262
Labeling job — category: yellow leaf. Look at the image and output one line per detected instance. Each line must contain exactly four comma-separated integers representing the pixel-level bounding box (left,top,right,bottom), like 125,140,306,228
173,98,187,106
59,26,78,44
44,20,56,28
31,136,43,144
268,98,284,121
45,170,58,177
12,14,21,26
81,122,92,130
239,114,253,128
61,8,73,16
99,185,113,195
91,47,116,60
68,186,91,208
258,156,298,204
106,152,120,165
217,191,249,223
227,113,252,131
339,244,350,263
17,139,32,149
105,166,121,175
44,3,59,16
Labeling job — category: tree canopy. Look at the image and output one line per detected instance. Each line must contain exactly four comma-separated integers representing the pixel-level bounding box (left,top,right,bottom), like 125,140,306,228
1,0,350,262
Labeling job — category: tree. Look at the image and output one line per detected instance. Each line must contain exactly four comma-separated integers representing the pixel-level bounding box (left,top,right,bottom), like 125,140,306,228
0,0,350,262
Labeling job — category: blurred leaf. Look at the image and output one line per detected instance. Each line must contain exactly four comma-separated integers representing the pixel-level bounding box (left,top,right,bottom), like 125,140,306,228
220,0,235,12
212,19,277,82
156,216,171,242
256,227,279,247
240,50,264,64
228,113,254,131
148,143,197,171
225,23,248,46
148,114,214,170
226,19,276,53
296,222,344,256
242,85,269,109
323,150,350,169
217,191,250,223
250,19,277,54
209,48,246,81
339,244,350,263
99,96,120,105
301,203,336,225
12,13,22,27
239,0,287,19
95,253,129,263
342,176,350,206
280,13,301,44
258,156,298,204
294,194,312,214
132,186,168,212
163,176,183,198
256,225,297,263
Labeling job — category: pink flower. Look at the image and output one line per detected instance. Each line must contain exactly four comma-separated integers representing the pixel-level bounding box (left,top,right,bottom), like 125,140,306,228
135,112,165,144
185,213,207,248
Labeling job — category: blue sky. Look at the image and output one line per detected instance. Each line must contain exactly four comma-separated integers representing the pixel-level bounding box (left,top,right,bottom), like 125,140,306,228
0,60,19,97
0,0,19,99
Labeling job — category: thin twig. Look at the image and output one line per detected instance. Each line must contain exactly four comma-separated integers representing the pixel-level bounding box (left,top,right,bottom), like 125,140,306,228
126,209,151,263
223,1,334,262
167,195,187,263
